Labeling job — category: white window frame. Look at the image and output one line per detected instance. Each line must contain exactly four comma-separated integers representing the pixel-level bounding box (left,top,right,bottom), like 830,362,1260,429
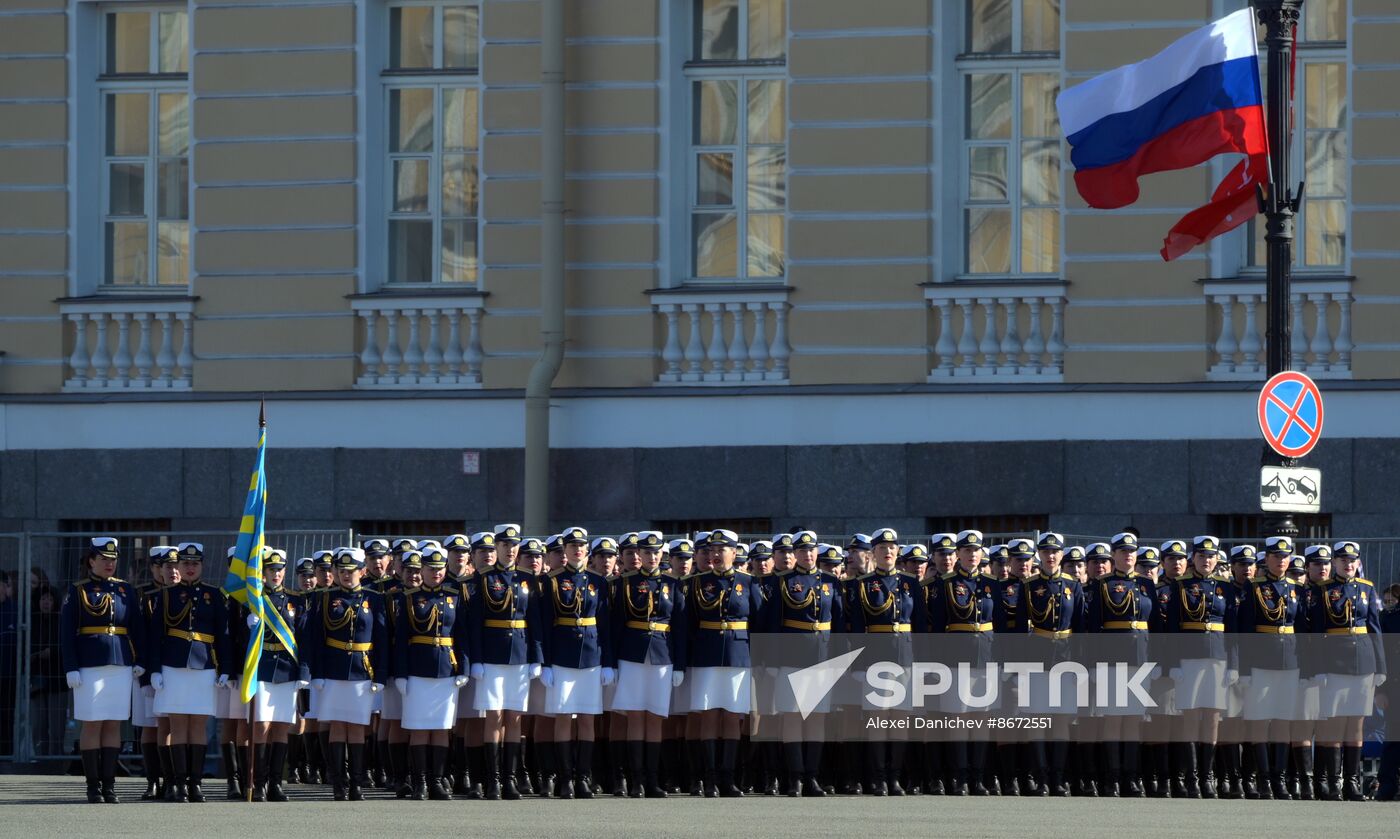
683,0,788,285
956,0,1061,280
96,4,189,289
381,0,481,288
1244,34,1349,275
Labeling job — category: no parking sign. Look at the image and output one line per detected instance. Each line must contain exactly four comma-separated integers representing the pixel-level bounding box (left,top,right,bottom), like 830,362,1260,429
1257,371,1324,459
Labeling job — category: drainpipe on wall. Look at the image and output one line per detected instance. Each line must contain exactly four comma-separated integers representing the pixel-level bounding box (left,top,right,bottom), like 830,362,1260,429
524,0,565,535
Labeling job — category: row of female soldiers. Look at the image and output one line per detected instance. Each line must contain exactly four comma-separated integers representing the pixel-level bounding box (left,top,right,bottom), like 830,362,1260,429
59,524,1387,803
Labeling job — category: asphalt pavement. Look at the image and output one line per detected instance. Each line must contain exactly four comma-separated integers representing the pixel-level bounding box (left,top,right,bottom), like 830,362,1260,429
2,776,1397,838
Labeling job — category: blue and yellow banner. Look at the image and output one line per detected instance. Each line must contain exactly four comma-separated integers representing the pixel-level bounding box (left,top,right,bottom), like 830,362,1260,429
222,410,296,703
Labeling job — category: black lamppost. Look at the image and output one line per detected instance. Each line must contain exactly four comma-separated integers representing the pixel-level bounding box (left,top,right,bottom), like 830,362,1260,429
1253,0,1304,538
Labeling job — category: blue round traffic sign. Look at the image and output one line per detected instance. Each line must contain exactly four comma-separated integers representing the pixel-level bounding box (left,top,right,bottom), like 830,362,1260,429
1257,371,1324,459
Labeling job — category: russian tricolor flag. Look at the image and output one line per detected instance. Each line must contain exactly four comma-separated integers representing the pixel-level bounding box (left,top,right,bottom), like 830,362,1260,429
1057,9,1270,260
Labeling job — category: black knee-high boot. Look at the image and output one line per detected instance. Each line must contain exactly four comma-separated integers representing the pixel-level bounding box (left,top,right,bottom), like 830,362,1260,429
267,742,289,801
865,743,888,796
1251,742,1273,800
318,730,332,783
466,744,484,798
141,741,161,799
222,742,242,800
187,743,207,802
98,744,120,803
168,743,189,802
536,738,556,797
81,748,102,803
782,742,804,797
1320,745,1343,801
609,735,627,796
481,741,501,800
1050,740,1070,795
1027,741,1049,796
390,741,410,797
685,738,703,795
924,742,946,795
1100,743,1121,797
576,740,596,799
628,740,646,798
502,740,521,800
1343,745,1366,801
996,744,1020,796
949,741,969,795
554,740,575,798
1292,745,1314,800
329,741,348,800
409,744,428,800
644,741,667,797
888,742,907,795
158,744,175,797
1269,742,1291,800
347,741,366,800
718,738,742,797
969,742,989,796
429,744,451,800
802,741,826,797
701,739,719,798
1077,739,1098,796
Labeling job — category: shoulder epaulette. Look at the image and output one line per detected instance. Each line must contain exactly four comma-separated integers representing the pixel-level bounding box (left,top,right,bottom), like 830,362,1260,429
547,568,565,578
898,571,919,580
1357,578,1374,587
1058,572,1074,581
858,571,876,580
734,569,752,578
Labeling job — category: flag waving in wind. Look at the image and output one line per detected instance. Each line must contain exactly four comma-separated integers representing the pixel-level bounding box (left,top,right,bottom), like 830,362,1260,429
1056,8,1269,260
222,402,296,703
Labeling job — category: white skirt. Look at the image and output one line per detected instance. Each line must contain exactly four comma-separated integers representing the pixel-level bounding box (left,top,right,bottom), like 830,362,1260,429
1174,659,1228,711
74,665,133,722
1243,668,1300,721
1297,677,1324,721
473,664,531,713
610,661,673,717
255,681,299,725
1320,673,1376,718
1226,676,1247,718
380,679,404,721
218,678,251,720
317,679,374,725
771,666,828,715
689,666,750,715
546,665,604,715
130,677,156,727
457,679,486,719
153,667,217,717
402,677,460,730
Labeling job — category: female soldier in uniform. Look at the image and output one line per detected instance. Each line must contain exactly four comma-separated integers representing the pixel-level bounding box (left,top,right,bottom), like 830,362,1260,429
137,546,178,800
1310,541,1386,800
151,542,229,803
1237,538,1303,800
239,549,309,802
306,548,388,800
396,545,470,800
61,536,148,803
609,531,681,797
219,546,252,800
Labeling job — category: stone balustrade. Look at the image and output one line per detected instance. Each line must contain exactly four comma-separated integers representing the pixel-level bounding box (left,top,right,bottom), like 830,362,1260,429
924,283,1067,381
351,294,486,388
62,297,195,390
1206,278,1353,380
649,288,792,385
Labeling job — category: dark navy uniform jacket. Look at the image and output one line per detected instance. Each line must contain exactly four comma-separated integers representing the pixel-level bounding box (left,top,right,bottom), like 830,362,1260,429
305,585,388,683
765,567,843,661
60,575,146,670
993,576,1028,633
1087,571,1154,667
394,584,468,679
1022,570,1084,636
1307,575,1386,677
852,570,917,633
149,581,229,674
915,568,994,634
676,568,764,668
470,566,543,666
229,587,310,684
609,569,681,668
1237,572,1303,671
1165,571,1235,667
541,566,611,670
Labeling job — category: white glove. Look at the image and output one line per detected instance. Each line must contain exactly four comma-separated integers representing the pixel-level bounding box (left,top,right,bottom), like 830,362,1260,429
370,682,384,693
672,670,685,688
1375,674,1388,687
394,678,408,695
1235,676,1250,693
312,679,326,691
1313,674,1328,689
1226,669,1239,686
454,675,469,688
529,663,542,680
247,614,260,629
470,664,484,680
142,685,155,699
131,665,145,679
539,666,555,688
66,671,82,690
216,674,231,689
601,667,616,686
151,672,164,691
296,680,310,690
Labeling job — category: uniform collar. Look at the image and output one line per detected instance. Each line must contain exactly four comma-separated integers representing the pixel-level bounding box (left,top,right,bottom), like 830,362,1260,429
714,566,735,578
638,567,659,577
1265,572,1286,582
338,584,362,593
794,562,816,574
565,562,586,574
268,585,284,594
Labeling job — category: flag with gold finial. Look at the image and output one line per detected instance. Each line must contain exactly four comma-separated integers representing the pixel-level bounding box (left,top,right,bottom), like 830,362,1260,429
221,400,295,703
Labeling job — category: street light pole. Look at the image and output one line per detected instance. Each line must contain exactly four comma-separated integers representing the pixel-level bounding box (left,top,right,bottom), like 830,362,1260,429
1254,0,1304,538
